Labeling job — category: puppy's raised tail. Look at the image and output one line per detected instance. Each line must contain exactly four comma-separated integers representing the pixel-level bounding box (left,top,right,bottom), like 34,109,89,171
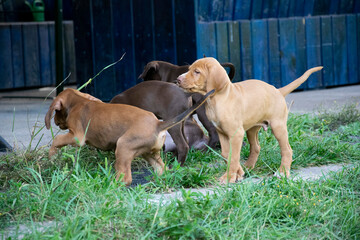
279,66,323,97
157,89,215,132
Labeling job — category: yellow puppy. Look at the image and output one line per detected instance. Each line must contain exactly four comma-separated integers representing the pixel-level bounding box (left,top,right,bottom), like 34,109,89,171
177,57,322,183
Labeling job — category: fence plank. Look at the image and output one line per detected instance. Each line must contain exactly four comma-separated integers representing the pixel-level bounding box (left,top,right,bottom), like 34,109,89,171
251,19,269,82
197,0,212,22
332,15,348,85
91,0,115,101
10,24,25,88
346,14,358,84
306,17,323,88
321,16,335,87
294,17,307,90
339,0,354,14
23,23,41,87
223,0,235,20
233,0,251,20
48,24,56,87
153,0,176,63
0,24,13,89
211,0,224,21
304,0,315,16
197,22,217,58
288,0,297,17
313,0,330,15
38,23,52,86
251,0,263,19
329,0,340,14
262,0,279,18
358,14,360,84
133,0,155,82
278,0,290,18
216,22,229,63
240,20,253,79
175,0,197,65
73,0,94,93
63,22,76,84
279,18,296,87
112,0,136,92
268,19,281,88
294,0,305,16
228,21,242,82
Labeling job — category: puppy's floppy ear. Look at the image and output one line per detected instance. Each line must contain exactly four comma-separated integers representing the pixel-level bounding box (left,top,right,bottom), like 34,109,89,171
206,60,230,92
138,61,159,80
45,98,63,129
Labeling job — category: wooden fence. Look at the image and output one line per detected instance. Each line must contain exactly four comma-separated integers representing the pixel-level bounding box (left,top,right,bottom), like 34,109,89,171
0,21,76,90
70,0,360,101
196,14,360,89
73,0,197,101
197,0,360,21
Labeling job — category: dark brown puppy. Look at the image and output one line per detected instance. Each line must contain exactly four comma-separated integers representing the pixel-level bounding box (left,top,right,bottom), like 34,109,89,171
138,61,235,148
164,118,208,153
110,81,208,165
45,88,214,185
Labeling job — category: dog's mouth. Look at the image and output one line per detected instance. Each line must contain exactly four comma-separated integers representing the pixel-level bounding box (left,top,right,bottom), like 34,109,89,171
179,85,207,95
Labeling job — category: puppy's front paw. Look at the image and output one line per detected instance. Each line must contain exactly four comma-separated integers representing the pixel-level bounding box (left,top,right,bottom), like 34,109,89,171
243,160,256,169
219,169,244,184
273,169,290,179
48,147,58,159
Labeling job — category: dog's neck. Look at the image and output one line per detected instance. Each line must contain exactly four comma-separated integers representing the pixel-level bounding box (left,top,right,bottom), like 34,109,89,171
210,80,231,96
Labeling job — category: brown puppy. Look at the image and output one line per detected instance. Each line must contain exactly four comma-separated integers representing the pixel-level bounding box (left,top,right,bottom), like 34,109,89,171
139,60,235,83
45,88,214,185
139,60,235,148
177,57,323,183
164,118,209,153
110,81,208,165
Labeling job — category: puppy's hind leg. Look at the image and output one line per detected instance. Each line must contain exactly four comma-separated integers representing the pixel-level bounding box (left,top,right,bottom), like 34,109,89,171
143,151,165,176
244,126,262,169
114,142,135,185
271,120,293,177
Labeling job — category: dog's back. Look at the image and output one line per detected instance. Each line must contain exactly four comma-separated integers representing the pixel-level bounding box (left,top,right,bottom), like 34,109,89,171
110,81,191,120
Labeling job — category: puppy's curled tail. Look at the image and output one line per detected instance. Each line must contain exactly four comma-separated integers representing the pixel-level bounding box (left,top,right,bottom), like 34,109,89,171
279,66,323,97
157,89,215,132
220,63,236,81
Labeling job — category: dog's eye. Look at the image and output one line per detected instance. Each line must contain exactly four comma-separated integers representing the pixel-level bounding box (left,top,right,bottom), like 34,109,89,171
194,69,200,74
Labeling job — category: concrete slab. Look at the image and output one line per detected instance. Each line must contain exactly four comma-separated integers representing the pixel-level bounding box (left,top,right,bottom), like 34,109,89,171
0,87,71,152
285,85,360,114
148,164,350,205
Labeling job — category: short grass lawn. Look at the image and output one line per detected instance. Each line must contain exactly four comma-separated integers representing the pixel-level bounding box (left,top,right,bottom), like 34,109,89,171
1,104,359,239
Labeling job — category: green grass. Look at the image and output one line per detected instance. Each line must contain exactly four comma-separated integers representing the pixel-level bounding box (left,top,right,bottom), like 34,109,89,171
0,104,359,239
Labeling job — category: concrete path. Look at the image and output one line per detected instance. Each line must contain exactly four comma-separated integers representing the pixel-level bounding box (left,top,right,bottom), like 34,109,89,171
148,164,350,204
285,85,360,114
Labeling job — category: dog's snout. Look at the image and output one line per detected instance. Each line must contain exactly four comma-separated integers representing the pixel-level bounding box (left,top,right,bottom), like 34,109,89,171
176,73,186,84
177,74,185,85
177,77,182,85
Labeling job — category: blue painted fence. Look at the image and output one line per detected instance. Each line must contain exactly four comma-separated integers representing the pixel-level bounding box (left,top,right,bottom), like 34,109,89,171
0,21,76,90
71,0,360,100
197,0,360,21
196,14,360,89
73,0,197,101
